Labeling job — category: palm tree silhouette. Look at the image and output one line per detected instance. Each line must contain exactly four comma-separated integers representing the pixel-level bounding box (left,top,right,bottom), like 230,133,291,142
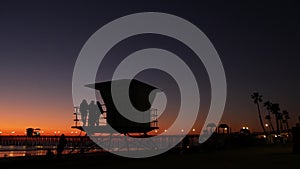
270,103,281,135
282,110,290,132
251,92,267,135
263,101,275,133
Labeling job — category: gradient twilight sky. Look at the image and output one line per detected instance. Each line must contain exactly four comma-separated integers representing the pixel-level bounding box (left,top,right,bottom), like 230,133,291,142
0,0,299,135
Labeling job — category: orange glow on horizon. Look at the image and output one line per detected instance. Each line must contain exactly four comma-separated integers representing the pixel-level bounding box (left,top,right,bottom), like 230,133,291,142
1,91,296,135
0,95,76,135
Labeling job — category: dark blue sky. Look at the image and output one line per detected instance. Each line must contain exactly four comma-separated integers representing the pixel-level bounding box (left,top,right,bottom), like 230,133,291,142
0,0,299,133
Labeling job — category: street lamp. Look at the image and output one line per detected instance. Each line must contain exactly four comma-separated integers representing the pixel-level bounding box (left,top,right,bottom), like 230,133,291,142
265,123,271,133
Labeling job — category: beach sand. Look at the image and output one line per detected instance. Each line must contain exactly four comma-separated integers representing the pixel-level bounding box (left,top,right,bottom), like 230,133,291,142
0,143,299,169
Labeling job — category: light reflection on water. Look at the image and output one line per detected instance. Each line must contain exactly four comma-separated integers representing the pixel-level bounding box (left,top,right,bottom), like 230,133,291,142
0,145,69,158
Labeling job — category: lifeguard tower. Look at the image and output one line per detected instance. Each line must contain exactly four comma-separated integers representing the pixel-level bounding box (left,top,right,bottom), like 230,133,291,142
72,79,159,136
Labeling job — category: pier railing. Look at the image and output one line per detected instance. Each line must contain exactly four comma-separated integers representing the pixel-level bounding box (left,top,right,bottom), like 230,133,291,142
0,135,95,148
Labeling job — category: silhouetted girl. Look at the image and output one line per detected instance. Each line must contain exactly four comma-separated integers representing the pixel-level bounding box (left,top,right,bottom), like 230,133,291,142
80,99,89,126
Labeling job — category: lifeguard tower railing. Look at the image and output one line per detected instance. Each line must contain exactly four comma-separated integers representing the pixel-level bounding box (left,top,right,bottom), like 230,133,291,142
72,106,159,132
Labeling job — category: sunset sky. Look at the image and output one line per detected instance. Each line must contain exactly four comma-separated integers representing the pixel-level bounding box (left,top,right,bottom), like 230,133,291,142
0,0,299,135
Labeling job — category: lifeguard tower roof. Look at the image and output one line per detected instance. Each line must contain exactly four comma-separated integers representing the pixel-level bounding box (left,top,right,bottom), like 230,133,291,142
83,79,160,134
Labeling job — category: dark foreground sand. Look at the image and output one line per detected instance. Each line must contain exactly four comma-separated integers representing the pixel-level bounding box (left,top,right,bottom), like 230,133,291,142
0,143,299,169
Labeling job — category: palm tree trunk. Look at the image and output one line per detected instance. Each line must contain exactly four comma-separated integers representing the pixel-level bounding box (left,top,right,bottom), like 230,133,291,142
280,120,283,132
286,121,289,131
275,114,280,135
269,119,275,133
256,103,267,135
267,111,275,133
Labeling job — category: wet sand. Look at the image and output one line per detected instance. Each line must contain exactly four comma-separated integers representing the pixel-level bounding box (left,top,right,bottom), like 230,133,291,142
0,143,299,169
